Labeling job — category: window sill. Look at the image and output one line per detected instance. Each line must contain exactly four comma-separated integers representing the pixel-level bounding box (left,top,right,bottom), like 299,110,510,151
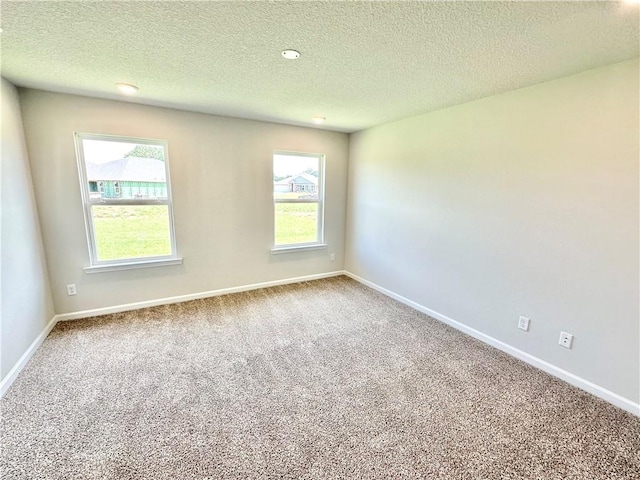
270,244,328,254
84,257,183,274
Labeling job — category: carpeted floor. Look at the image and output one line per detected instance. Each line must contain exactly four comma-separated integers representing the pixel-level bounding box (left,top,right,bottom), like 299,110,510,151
1,276,639,479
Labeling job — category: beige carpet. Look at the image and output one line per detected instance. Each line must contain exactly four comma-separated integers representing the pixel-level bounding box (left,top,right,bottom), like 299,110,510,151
1,276,639,479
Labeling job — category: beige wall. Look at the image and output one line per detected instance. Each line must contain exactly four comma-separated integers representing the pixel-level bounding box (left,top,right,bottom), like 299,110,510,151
9,59,639,406
345,59,639,403
1,79,55,380
19,90,349,314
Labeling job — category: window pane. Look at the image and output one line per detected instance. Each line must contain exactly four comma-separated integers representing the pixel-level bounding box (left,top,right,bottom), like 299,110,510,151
275,203,318,245
82,139,168,200
91,205,171,261
273,154,319,200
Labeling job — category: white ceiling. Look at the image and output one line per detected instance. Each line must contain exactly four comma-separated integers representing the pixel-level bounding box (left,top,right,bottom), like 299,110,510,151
1,1,638,133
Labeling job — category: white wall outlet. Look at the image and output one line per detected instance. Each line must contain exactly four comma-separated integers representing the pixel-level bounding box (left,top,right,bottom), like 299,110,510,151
66,284,77,296
518,316,530,331
559,331,573,349
330,253,336,261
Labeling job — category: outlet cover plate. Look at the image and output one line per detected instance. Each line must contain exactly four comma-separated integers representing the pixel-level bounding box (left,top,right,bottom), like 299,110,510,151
518,316,530,331
559,331,573,349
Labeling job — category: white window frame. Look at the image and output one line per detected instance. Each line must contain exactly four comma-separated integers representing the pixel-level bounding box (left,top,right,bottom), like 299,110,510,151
74,133,182,273
271,151,327,254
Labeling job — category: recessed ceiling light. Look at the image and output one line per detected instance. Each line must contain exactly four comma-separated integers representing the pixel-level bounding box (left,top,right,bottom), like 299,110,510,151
115,83,139,95
282,49,301,60
311,116,326,124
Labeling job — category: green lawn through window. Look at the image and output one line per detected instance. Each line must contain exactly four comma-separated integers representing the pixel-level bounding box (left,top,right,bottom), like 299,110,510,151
91,203,319,260
275,203,318,245
92,205,171,261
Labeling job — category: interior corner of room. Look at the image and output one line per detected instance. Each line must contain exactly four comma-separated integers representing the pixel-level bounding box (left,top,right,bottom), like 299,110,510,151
1,0,638,428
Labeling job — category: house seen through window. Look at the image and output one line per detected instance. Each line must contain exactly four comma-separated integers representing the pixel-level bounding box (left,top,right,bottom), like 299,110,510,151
273,152,325,248
75,134,178,265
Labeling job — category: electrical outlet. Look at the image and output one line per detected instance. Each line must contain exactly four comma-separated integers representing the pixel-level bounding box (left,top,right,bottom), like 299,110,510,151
330,253,336,261
559,331,573,349
518,316,530,332
66,284,77,296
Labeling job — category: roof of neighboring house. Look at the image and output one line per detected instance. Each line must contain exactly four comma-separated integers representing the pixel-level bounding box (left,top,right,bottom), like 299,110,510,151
86,157,166,182
274,173,318,185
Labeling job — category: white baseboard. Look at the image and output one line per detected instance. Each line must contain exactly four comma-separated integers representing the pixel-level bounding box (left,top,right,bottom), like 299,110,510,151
344,271,640,417
0,315,58,398
56,270,346,321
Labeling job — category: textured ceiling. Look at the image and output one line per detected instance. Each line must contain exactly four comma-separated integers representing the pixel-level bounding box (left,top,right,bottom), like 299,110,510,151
1,1,638,132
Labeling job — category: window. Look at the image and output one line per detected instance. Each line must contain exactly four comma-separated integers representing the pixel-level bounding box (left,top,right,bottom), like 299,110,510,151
273,151,325,251
75,133,180,271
